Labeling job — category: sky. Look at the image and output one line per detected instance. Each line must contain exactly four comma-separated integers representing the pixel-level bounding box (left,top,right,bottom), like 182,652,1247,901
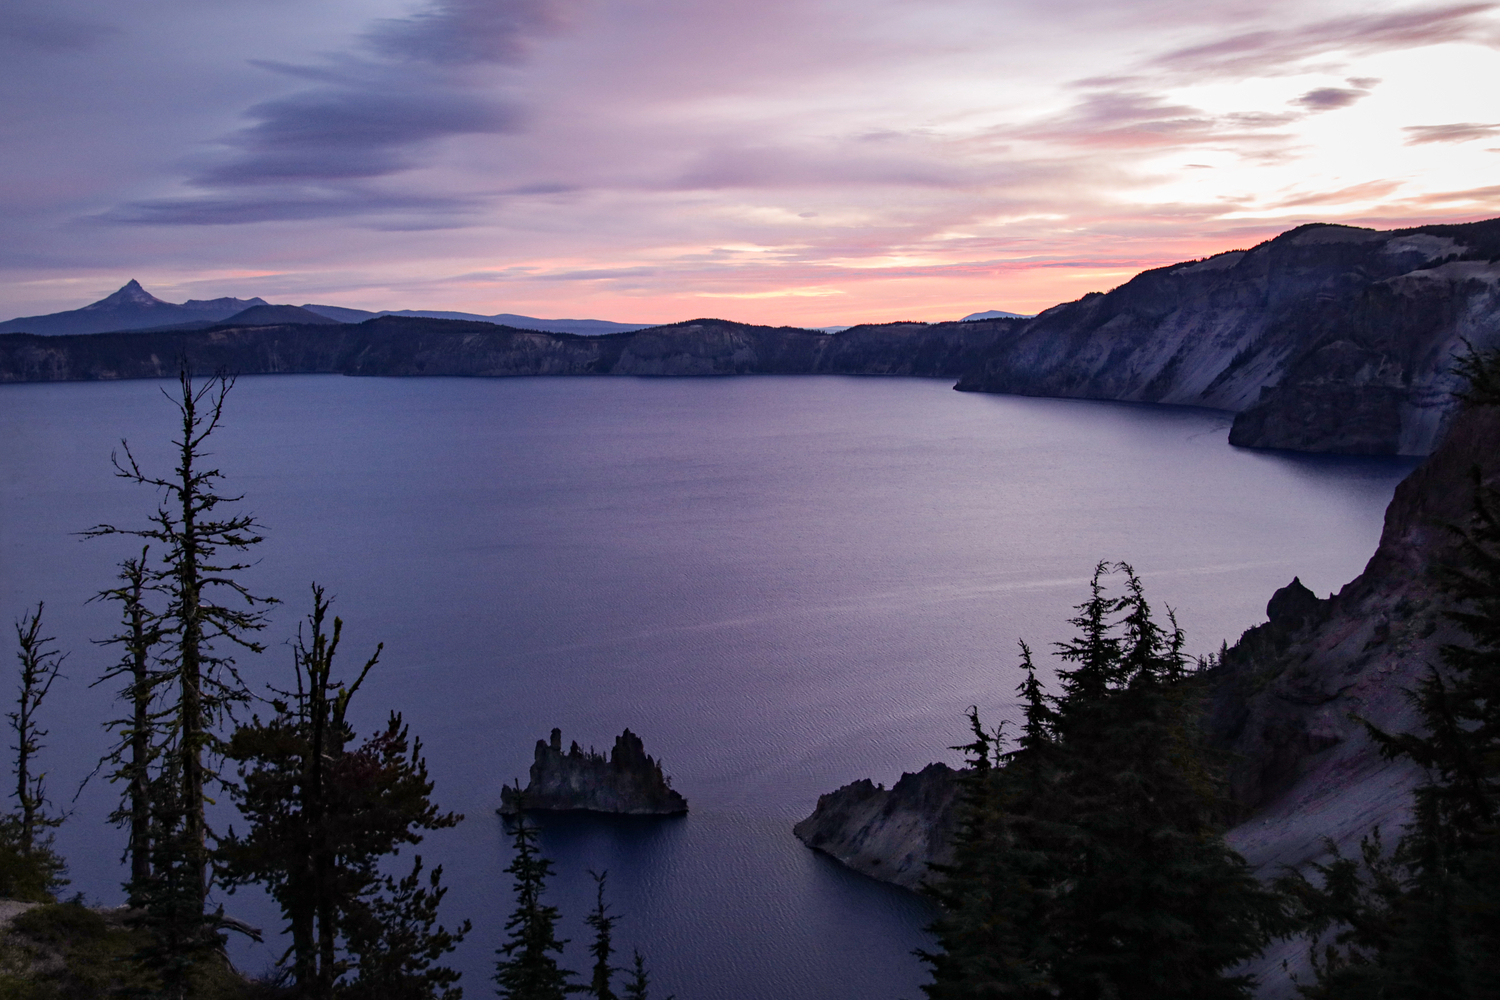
3,0,1500,326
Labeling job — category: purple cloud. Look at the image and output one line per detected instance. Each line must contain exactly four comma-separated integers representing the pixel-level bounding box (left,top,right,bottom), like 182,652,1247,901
368,0,576,66
1403,122,1500,144
108,0,570,226
202,88,519,185
103,190,487,227
1153,3,1497,77
1292,87,1369,110
1005,91,1296,155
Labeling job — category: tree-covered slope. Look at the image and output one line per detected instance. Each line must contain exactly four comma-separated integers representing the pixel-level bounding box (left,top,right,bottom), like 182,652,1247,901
0,314,1023,383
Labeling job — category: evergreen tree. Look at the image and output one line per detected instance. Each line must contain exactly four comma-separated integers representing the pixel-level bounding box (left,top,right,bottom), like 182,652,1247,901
125,760,228,1000
922,564,1290,1000
921,699,1055,1000
583,870,620,1000
84,367,277,935
0,604,68,902
341,856,470,1000
219,586,466,998
620,951,671,1000
494,802,576,1000
10,604,65,855
90,547,165,886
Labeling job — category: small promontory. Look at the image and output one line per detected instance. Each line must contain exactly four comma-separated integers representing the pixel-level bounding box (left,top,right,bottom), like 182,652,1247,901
498,728,688,816
793,762,959,890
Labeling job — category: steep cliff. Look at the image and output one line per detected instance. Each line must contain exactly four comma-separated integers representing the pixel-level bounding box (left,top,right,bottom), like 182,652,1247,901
956,219,1500,455
792,762,958,890
1208,400,1500,854
497,728,687,816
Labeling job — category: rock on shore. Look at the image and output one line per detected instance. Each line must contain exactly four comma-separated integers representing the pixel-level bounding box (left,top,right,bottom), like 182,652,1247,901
498,728,688,816
792,762,958,890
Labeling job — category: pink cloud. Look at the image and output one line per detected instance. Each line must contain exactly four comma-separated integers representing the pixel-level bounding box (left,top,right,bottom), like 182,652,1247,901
1152,3,1499,78
1403,122,1500,143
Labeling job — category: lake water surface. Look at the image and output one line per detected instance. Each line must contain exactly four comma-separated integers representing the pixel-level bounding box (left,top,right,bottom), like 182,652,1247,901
0,375,1418,998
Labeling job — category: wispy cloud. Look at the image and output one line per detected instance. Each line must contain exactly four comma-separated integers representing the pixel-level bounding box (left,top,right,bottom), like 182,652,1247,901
1403,122,1500,144
6,0,1498,324
1150,3,1498,78
367,0,575,65
108,0,574,226
1007,91,1298,154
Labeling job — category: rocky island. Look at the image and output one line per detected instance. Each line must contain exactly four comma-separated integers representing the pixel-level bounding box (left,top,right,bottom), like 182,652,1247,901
498,728,688,816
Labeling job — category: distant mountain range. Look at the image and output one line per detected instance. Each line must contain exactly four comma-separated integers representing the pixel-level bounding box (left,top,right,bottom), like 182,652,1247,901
0,283,659,338
960,309,1032,321
0,284,1030,338
0,281,273,336
4,217,1497,457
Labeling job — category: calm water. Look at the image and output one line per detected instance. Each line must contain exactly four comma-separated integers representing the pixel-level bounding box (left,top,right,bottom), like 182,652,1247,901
0,375,1416,998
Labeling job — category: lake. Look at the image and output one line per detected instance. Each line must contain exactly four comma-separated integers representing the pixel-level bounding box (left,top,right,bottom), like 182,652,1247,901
0,374,1417,998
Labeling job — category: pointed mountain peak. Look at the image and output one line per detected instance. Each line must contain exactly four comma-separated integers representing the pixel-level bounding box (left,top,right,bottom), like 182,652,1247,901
84,280,169,311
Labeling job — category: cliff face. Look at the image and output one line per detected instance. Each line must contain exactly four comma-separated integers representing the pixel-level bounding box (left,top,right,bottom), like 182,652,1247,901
497,728,687,816
1191,400,1497,995
1208,401,1500,843
956,220,1500,455
792,763,958,890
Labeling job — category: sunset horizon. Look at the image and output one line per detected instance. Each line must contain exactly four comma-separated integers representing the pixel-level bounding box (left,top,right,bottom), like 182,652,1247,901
5,0,1500,326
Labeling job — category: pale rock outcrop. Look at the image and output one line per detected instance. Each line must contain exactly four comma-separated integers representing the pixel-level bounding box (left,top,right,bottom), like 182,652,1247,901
793,763,958,890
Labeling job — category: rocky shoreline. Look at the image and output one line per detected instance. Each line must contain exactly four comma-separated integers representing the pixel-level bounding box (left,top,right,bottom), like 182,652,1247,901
792,762,958,890
792,400,1500,994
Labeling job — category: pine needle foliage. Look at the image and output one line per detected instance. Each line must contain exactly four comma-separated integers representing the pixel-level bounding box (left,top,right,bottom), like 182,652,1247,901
620,951,672,1000
89,547,166,886
583,870,620,1000
1,604,68,902
494,803,576,1000
218,586,466,999
341,855,470,1000
921,563,1291,1000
